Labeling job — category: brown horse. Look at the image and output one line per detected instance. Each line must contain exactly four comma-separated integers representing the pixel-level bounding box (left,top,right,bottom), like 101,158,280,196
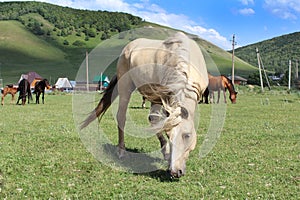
81,32,208,178
205,74,237,104
1,85,18,105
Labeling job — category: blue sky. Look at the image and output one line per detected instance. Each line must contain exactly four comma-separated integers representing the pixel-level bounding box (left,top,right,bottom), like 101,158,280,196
2,0,300,49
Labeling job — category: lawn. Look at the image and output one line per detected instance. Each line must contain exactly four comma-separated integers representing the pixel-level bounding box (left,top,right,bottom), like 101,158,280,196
0,87,299,199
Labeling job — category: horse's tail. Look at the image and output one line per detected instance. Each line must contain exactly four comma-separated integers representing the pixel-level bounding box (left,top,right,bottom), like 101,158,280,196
80,75,118,129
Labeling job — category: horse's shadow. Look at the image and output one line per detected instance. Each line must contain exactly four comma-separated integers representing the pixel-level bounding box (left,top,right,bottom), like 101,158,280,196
100,143,174,182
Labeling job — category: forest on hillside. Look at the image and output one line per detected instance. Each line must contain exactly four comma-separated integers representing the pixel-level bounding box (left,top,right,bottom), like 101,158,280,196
234,32,300,76
0,1,143,42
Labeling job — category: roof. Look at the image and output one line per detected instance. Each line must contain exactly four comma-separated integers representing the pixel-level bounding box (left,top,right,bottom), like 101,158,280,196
228,75,248,82
93,75,109,82
19,71,43,84
55,78,73,89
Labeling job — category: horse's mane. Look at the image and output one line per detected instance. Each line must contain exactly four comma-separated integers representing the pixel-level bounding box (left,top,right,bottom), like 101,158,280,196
148,33,198,133
221,75,236,93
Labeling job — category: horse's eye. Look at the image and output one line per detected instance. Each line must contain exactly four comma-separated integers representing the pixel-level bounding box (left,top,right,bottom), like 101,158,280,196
181,107,189,119
182,133,191,140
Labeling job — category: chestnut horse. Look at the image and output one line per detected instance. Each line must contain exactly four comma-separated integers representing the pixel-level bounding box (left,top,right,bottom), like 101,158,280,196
81,32,208,178
205,74,237,104
1,85,18,105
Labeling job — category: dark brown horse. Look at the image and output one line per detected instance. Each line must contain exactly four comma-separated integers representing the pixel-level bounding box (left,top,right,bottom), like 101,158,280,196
16,79,32,105
204,74,237,104
34,79,51,104
1,84,18,105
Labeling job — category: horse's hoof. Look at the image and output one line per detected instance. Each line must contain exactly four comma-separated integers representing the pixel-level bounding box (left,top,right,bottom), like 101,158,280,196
118,148,126,158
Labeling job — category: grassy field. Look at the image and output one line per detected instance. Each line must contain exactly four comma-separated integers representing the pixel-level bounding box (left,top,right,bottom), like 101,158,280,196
0,87,299,199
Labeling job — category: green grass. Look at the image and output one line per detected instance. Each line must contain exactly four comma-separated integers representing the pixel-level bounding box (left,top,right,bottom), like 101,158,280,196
0,87,299,199
0,20,78,85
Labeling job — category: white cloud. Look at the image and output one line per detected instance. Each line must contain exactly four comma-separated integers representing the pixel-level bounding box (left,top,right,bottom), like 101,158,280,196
238,8,255,15
239,0,254,6
184,25,232,49
264,0,300,20
0,0,232,49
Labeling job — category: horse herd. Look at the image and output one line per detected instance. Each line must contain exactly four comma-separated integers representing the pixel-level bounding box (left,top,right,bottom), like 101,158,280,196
2,32,238,179
1,78,51,106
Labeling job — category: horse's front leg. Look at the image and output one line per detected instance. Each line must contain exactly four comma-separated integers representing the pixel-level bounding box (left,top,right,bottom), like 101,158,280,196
157,132,170,161
42,92,45,104
11,94,15,104
141,96,146,108
36,93,39,104
16,95,21,105
223,89,227,103
148,103,170,161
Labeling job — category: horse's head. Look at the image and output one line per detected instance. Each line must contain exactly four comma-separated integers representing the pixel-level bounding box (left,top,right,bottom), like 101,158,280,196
229,91,238,104
163,98,197,178
43,79,51,89
222,76,237,104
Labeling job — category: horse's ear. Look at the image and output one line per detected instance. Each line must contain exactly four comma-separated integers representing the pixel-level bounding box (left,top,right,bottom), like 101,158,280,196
181,107,189,119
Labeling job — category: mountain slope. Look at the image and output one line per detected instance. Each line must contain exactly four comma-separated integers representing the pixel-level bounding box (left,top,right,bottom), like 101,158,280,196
234,32,300,74
0,1,256,85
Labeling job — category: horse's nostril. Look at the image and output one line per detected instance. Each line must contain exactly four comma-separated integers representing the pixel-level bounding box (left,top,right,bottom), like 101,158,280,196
148,114,160,123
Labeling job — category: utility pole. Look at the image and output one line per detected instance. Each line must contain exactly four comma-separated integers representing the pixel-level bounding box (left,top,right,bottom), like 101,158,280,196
256,48,264,92
86,51,89,92
231,34,236,84
288,60,292,90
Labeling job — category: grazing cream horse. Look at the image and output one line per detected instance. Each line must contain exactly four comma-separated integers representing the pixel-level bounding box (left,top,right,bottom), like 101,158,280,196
81,32,208,178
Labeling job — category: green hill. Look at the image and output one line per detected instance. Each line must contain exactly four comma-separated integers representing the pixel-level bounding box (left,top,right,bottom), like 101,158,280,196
0,1,256,85
234,32,300,74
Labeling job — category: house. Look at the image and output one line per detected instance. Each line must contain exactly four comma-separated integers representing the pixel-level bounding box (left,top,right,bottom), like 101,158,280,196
228,75,248,85
18,71,43,88
93,74,110,90
55,78,73,91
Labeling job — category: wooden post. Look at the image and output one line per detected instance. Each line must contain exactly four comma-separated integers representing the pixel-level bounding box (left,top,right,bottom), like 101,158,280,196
256,48,264,92
288,60,291,90
231,34,235,84
296,59,299,80
86,51,89,92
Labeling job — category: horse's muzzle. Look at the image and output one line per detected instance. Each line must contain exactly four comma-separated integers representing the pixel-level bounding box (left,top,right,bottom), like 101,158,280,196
168,169,185,179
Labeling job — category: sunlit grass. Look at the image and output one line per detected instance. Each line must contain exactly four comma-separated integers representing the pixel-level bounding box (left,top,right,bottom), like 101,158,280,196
0,88,299,199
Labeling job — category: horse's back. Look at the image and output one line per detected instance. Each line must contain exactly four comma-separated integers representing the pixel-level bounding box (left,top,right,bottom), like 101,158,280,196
117,32,208,99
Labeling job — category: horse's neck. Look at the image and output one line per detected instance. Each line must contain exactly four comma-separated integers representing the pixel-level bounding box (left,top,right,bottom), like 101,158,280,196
225,82,235,94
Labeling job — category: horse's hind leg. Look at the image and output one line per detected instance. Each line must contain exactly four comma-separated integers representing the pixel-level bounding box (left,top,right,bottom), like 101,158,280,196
1,95,5,105
209,91,214,104
217,90,221,103
116,77,135,158
1,92,7,105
